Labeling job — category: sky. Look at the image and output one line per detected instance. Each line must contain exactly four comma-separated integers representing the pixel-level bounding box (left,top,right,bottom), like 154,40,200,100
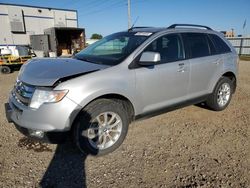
1,0,250,38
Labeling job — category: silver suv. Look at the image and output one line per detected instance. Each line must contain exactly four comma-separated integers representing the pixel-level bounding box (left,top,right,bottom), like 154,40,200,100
5,24,238,155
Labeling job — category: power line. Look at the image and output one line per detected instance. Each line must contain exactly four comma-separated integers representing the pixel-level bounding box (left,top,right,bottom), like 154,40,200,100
76,0,151,20
78,0,126,17
80,0,113,11
58,0,89,9
61,0,116,13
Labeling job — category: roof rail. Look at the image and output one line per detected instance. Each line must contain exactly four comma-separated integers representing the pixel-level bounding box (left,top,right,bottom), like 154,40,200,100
128,26,153,31
168,24,212,30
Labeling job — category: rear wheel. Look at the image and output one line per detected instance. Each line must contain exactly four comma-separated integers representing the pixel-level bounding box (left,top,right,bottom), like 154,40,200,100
206,77,233,111
0,66,11,74
73,99,129,156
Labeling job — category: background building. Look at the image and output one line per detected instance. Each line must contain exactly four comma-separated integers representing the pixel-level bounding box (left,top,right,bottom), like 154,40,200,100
0,3,78,45
221,29,235,38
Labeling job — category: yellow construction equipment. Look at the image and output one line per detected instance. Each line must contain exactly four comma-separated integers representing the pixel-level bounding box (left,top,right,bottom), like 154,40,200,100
0,54,33,74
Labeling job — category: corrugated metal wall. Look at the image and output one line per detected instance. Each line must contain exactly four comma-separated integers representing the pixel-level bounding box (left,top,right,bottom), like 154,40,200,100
227,37,250,55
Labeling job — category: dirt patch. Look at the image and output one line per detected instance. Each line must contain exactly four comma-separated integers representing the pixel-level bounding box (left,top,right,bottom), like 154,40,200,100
0,61,249,187
0,159,5,176
17,137,53,153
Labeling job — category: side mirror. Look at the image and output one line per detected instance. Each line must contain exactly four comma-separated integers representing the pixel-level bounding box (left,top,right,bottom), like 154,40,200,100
139,52,161,66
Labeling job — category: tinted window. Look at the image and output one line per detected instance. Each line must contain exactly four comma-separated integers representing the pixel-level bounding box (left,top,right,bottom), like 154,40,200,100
185,33,210,58
144,34,184,63
209,34,231,54
207,36,217,55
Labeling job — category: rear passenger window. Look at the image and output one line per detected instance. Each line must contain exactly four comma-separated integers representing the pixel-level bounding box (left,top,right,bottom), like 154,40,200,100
144,34,184,63
207,36,217,55
185,33,210,58
209,34,231,54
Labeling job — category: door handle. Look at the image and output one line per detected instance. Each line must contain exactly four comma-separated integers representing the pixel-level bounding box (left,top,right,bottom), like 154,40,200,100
178,63,185,72
213,59,222,65
177,69,185,73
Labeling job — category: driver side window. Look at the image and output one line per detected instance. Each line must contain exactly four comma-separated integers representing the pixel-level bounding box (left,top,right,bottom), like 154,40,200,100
144,34,184,63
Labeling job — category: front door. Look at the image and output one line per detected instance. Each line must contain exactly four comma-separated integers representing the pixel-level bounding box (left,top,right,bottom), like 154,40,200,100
134,33,190,114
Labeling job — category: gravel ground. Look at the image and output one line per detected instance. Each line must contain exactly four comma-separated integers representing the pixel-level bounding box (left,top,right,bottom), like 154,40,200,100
0,61,249,188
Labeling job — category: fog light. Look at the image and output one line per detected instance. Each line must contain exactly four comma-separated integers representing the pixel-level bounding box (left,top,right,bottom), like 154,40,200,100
29,130,44,138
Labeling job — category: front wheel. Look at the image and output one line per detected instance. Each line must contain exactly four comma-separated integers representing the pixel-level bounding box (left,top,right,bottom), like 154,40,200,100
206,77,233,111
73,99,129,156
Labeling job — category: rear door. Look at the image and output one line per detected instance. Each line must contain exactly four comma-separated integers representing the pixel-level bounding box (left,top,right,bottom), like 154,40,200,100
134,33,190,114
208,34,236,72
182,33,223,99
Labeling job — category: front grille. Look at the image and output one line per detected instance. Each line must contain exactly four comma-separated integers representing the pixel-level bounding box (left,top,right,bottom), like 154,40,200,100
12,80,35,106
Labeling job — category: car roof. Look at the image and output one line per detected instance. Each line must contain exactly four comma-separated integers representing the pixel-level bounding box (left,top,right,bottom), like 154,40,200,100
127,24,218,35
128,27,166,33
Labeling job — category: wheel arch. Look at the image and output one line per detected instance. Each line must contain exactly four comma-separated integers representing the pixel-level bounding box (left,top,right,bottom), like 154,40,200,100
71,93,136,130
222,71,237,93
93,93,135,123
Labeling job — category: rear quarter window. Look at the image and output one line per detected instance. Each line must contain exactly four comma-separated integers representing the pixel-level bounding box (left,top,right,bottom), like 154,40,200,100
208,34,231,54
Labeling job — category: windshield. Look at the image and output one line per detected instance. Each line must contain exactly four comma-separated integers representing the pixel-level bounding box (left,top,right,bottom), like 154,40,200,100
75,32,150,65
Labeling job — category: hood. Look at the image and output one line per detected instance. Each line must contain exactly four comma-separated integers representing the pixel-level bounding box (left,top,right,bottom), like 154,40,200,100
18,58,109,86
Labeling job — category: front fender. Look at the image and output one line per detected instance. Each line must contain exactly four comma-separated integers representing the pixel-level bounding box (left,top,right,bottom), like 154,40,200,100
55,66,139,115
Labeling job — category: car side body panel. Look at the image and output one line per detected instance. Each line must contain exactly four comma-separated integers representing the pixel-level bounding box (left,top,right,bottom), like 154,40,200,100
55,64,139,114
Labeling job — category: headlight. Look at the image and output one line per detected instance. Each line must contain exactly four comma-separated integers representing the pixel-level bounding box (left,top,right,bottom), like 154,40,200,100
30,89,68,109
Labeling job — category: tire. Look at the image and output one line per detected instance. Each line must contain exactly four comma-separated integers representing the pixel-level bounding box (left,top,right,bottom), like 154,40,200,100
0,66,11,74
73,98,129,156
206,77,233,111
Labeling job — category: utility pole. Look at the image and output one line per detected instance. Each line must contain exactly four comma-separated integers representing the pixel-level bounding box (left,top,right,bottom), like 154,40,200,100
127,0,131,29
